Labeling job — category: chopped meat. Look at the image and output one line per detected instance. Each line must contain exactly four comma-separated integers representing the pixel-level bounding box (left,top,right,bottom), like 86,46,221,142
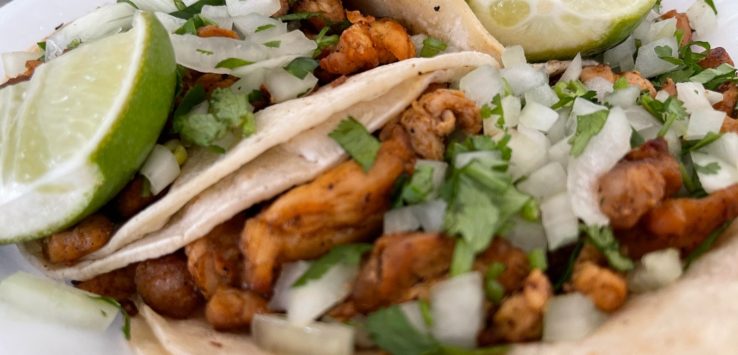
274,0,289,17
722,115,738,133
352,233,453,313
619,184,738,258
714,83,737,117
195,73,239,96
662,78,677,96
698,47,735,69
0,59,42,89
485,270,552,343
598,139,682,230
197,25,239,39
292,0,346,29
135,254,202,319
75,265,136,301
618,71,657,97
570,261,628,312
43,214,115,264
205,287,268,330
115,176,158,219
320,11,415,75
661,10,693,46
396,89,482,160
185,215,245,299
580,64,616,84
241,128,415,294
474,238,530,293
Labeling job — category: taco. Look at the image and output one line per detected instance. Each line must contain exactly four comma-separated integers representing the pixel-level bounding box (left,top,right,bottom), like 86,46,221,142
1,0,502,273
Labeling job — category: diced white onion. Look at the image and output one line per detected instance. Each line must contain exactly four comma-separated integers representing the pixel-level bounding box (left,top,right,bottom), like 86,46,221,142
625,106,660,131
628,248,683,293
634,37,679,78
518,162,567,200
645,18,677,43
384,206,421,234
605,85,641,108
501,64,548,96
154,12,186,33
430,272,484,348
604,36,636,71
677,82,713,113
524,84,559,108
458,65,504,107
412,199,448,233
263,30,317,58
501,95,522,127
399,302,431,334
559,53,582,83
543,293,607,342
201,5,234,30
546,110,570,144
263,68,318,103
410,34,428,57
1,51,38,80
231,68,268,94
541,192,579,250
226,0,282,17
252,314,354,355
571,97,608,118
140,145,181,195
640,124,682,156
454,150,503,169
233,13,288,41
129,0,197,12
699,132,738,166
45,3,136,61
655,89,671,102
567,107,631,226
269,261,310,311
170,34,268,73
584,77,614,102
519,101,560,132
501,45,527,68
687,0,718,37
705,90,724,105
548,139,572,167
685,109,725,140
286,262,358,326
0,272,119,331
691,152,738,193
632,16,654,43
506,218,548,252
508,127,550,180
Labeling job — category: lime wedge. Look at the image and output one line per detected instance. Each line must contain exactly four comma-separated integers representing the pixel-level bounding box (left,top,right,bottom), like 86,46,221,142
469,0,657,61
0,11,176,243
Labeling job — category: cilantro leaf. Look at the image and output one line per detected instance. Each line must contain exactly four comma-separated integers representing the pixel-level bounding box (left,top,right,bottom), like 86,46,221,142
552,80,597,110
366,305,441,355
170,0,225,19
174,14,216,35
397,165,435,206
173,0,187,10
484,262,506,303
329,117,381,171
279,11,323,21
313,26,339,57
284,57,319,79
568,110,609,157
683,131,723,151
639,94,688,137
292,244,372,287
216,58,254,69
654,45,683,66
553,239,584,291
704,0,718,14
420,37,448,58
690,63,737,90
255,24,275,32
263,40,281,48
528,248,548,271
196,48,214,55
88,295,130,340
173,84,207,120
694,161,721,175
582,225,634,272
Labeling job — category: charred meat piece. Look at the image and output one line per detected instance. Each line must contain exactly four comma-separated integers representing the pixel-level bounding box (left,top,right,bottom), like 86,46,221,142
661,10,693,46
619,184,738,258
352,233,454,313
618,71,657,97
714,83,738,117
570,260,628,312
722,115,738,134
115,176,158,219
474,238,531,293
75,264,137,301
241,129,415,294
43,214,115,264
598,139,682,230
205,287,268,330
185,216,245,299
320,11,415,75
662,78,677,96
197,25,239,39
292,0,346,29
397,89,482,160
699,47,735,69
135,254,202,319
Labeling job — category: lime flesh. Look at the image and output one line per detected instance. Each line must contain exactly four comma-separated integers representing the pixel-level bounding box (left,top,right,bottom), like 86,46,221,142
0,11,176,243
469,0,657,61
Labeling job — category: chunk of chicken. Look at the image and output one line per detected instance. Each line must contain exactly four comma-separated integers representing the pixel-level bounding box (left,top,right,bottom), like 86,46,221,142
43,214,115,264
598,139,682,230
580,64,616,83
474,238,530,293
292,0,345,29
115,176,158,219
661,10,693,46
722,115,738,134
714,83,738,117
488,270,552,343
135,254,202,319
570,261,628,312
618,71,657,97
75,264,136,301
352,233,453,313
320,11,415,75
241,129,415,294
205,287,268,330
185,215,245,299
197,25,239,39
397,89,482,160
698,47,735,69
619,184,738,258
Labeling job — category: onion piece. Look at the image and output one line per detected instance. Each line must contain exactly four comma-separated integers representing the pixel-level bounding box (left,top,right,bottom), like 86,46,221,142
604,36,636,71
262,68,318,103
571,97,608,118
705,90,724,105
252,314,354,355
263,30,317,58
129,0,196,12
677,82,713,113
567,107,631,226
517,162,567,200
691,152,738,193
646,18,677,43
1,51,38,80
501,45,527,68
501,64,548,96
634,37,679,78
154,12,187,33
519,101,560,132
524,84,559,108
605,85,641,108
454,151,503,169
201,5,234,30
226,0,282,17
543,293,607,342
399,301,431,334
506,218,548,252
559,53,582,83
685,109,725,140
416,160,448,193
625,106,660,131
458,65,504,107
546,110,570,144
628,248,683,293
655,90,671,102
687,0,718,37
170,34,268,73
140,145,181,195
548,139,572,167
412,199,447,233
584,77,614,102
286,262,358,326
269,261,310,311
508,127,550,180
384,206,421,234
632,15,654,43
501,95,522,127
233,14,288,41
541,192,579,250
430,272,484,348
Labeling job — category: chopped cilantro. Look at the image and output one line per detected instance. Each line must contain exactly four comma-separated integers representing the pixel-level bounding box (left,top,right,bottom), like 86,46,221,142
215,58,254,69
279,11,322,21
173,0,187,10
695,161,721,175
263,40,281,48
654,45,682,66
684,131,723,151
313,26,339,57
520,198,540,222
419,37,448,58
174,88,256,148
639,94,688,137
255,24,275,32
175,14,216,35
397,165,435,206
613,76,630,90
418,300,433,326
170,0,225,19
66,39,82,50
328,117,381,171
568,110,609,157
88,295,130,340
284,57,319,79
690,63,737,90
292,244,372,287
365,305,440,355
37,41,46,51
450,239,476,276
552,80,597,110
679,160,708,198
582,225,634,272
528,248,548,271
484,262,506,303
704,0,718,14
196,48,213,55
630,128,645,148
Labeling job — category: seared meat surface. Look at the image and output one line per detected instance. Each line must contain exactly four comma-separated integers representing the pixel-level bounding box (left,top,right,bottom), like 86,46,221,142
43,214,115,264
135,254,202,319
205,287,268,330
185,216,245,299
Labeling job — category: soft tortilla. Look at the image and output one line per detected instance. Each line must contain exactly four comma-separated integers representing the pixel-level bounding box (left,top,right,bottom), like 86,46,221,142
21,52,496,281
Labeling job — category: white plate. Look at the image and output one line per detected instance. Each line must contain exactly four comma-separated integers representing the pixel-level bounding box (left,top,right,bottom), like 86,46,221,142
0,0,736,354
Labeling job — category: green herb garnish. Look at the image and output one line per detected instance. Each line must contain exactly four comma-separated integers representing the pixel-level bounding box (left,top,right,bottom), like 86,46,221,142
263,40,281,48
215,57,254,69
284,57,319,79
170,0,225,19
582,225,634,272
292,244,372,287
694,161,721,175
420,37,448,58
366,305,440,355
329,117,381,171
568,110,609,157
552,80,597,110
